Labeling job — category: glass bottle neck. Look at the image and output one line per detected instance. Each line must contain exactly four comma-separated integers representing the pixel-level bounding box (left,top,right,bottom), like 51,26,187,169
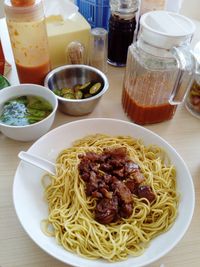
110,0,139,14
111,11,137,20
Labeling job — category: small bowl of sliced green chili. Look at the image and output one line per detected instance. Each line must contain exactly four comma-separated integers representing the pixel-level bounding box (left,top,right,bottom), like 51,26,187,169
0,84,58,141
44,65,109,116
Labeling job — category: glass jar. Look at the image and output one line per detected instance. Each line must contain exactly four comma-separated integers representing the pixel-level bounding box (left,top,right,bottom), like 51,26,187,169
89,28,108,73
108,0,139,67
185,42,200,119
122,11,197,125
185,79,200,119
4,0,51,85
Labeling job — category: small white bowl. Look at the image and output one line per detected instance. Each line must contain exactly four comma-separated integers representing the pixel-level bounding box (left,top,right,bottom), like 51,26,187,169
0,84,58,142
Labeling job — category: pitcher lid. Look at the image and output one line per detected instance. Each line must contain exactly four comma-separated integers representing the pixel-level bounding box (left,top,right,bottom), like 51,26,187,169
139,11,196,49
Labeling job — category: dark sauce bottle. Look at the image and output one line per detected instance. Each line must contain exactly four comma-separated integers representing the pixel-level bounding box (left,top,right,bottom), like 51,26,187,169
107,0,139,67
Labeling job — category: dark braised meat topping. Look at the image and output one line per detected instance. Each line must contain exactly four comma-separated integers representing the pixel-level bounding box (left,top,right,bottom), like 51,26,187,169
111,177,133,204
95,197,119,224
137,185,156,203
78,147,156,224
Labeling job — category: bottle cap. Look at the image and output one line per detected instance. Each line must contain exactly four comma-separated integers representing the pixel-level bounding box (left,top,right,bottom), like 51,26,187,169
139,11,195,49
4,0,44,21
11,0,35,7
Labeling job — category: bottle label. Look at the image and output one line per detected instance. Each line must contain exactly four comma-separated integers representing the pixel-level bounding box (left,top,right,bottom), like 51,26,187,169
7,19,50,66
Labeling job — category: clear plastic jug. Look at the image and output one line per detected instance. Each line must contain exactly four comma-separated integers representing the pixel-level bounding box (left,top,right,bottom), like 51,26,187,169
122,11,196,125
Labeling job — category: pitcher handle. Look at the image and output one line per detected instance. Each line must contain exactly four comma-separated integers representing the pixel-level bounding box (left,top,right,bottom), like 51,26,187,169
169,46,196,105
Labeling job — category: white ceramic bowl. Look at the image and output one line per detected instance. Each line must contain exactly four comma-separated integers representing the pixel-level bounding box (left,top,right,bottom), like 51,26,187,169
14,118,195,267
0,84,58,141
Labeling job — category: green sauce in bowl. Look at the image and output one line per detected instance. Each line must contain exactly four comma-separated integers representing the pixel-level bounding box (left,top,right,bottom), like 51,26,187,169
0,95,53,126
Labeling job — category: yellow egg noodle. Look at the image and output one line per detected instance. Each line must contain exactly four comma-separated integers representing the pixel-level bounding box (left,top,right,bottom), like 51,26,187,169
41,134,179,262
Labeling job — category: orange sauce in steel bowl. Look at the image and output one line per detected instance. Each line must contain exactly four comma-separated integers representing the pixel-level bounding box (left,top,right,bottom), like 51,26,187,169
16,61,51,85
122,87,177,125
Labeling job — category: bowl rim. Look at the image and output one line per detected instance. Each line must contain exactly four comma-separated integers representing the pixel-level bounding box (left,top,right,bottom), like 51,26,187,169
0,83,58,129
44,64,109,102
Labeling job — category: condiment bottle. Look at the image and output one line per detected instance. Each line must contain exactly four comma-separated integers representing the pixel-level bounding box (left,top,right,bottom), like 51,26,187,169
108,0,139,67
185,41,200,119
122,11,197,125
89,28,108,73
4,0,51,85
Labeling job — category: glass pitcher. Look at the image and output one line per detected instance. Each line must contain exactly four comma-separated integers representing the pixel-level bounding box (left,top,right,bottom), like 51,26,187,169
122,11,196,125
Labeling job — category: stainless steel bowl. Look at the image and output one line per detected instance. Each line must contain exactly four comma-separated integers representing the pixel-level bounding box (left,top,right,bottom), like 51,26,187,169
44,65,109,116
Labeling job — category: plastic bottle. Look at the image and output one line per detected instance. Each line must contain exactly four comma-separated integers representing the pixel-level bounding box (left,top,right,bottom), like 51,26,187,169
4,0,51,85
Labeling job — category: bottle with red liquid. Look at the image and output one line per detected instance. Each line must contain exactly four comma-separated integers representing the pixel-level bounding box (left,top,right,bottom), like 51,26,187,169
4,0,51,85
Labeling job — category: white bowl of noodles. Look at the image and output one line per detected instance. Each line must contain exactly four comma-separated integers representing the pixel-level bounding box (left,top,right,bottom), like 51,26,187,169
13,118,195,267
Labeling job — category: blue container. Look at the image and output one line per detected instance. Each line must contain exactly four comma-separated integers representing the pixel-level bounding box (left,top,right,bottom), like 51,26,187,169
75,0,110,30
